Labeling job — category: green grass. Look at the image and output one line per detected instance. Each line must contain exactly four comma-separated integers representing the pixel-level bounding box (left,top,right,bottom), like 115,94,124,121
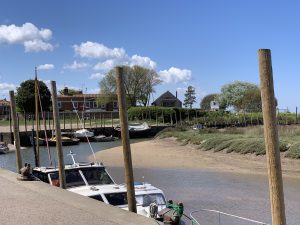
156,126,300,159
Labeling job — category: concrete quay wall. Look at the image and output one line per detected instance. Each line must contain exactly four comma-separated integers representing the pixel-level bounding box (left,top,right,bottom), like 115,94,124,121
0,169,157,225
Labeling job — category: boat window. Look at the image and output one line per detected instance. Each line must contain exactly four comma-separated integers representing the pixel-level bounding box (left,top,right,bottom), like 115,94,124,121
80,168,114,185
104,192,128,206
89,195,104,202
65,170,86,187
136,194,166,207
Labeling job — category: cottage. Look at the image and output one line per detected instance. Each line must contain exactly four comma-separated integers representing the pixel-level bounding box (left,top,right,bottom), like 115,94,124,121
151,91,182,108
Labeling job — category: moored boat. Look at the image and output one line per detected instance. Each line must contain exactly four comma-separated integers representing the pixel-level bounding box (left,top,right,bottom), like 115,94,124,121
74,129,94,141
48,136,80,146
94,135,116,142
114,122,151,138
0,142,9,154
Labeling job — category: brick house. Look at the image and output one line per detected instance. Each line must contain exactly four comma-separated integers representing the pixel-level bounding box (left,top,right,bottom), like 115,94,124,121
57,87,118,112
151,91,182,108
0,99,10,119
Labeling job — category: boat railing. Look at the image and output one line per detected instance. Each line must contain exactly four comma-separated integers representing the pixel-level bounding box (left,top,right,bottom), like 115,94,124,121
189,209,270,225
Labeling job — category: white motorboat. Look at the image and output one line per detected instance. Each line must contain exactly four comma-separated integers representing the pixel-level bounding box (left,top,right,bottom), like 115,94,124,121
114,122,151,138
0,142,9,154
74,129,94,140
32,152,167,219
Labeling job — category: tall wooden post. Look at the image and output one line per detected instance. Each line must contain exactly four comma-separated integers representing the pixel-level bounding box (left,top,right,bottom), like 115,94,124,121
115,67,137,213
24,112,27,132
9,91,23,173
34,68,40,166
296,107,298,124
51,81,66,189
258,49,286,225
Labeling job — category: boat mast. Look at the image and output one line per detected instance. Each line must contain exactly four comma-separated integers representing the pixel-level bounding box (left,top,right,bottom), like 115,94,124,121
35,67,40,166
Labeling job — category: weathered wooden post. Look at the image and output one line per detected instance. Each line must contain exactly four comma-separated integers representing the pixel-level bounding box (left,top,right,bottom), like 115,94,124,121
258,49,286,225
70,112,73,130
9,91,23,173
296,107,298,124
9,109,13,144
115,66,137,213
24,112,27,132
51,81,66,189
111,111,113,128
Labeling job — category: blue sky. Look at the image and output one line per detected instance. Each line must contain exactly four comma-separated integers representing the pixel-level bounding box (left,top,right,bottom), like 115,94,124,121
0,0,300,110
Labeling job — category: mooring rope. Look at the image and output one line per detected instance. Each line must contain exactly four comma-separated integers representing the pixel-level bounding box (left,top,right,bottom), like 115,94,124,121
37,82,53,166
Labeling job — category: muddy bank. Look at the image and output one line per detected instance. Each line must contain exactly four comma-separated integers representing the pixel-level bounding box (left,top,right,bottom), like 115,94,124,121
92,137,300,178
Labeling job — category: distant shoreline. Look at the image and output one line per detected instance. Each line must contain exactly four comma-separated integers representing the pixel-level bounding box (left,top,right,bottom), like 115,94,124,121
91,137,300,179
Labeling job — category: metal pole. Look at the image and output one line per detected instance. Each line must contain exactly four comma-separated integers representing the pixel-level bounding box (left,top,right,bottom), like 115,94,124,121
9,91,23,173
258,49,286,225
115,67,137,213
51,81,66,189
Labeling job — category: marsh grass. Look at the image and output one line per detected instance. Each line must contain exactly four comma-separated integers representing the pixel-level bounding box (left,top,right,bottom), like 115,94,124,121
156,126,300,159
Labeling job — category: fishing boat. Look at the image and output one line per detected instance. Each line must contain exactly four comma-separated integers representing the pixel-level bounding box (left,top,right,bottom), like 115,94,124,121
94,135,116,142
0,142,9,154
114,122,151,138
48,136,80,146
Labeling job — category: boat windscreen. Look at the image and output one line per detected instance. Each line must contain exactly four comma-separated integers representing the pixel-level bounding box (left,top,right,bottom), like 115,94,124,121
80,167,114,185
135,194,166,207
104,192,128,206
65,170,86,187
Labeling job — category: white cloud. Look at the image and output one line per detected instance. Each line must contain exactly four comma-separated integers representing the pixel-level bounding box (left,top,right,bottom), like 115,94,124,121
0,83,16,95
89,73,105,80
37,64,55,70
0,22,54,52
158,67,192,83
73,41,126,59
72,41,157,72
63,61,90,70
129,55,156,69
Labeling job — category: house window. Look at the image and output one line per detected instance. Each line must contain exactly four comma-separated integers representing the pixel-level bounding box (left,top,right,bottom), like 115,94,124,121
113,101,118,108
85,102,91,108
58,101,62,109
93,101,97,108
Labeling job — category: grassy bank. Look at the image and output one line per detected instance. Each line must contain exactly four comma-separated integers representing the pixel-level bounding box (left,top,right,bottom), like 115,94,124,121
156,126,300,159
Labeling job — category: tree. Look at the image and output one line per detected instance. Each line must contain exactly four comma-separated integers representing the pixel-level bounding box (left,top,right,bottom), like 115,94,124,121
58,88,82,95
99,65,162,106
16,79,51,113
235,88,262,112
219,81,258,111
200,93,219,110
183,86,196,108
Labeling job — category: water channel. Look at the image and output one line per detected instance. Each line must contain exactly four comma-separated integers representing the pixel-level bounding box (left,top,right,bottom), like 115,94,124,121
1,139,300,225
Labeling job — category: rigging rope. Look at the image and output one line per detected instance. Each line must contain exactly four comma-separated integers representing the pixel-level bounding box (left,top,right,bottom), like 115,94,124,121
37,82,53,166
71,100,97,162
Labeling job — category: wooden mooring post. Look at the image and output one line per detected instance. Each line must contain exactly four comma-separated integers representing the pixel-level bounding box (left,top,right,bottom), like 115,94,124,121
51,81,66,189
116,66,137,213
9,91,23,173
258,49,286,225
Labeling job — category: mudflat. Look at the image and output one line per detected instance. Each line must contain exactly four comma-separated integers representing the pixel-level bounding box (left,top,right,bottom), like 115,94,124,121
92,137,300,178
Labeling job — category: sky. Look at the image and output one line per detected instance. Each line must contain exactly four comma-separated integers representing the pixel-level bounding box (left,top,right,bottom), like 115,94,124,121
1,0,300,111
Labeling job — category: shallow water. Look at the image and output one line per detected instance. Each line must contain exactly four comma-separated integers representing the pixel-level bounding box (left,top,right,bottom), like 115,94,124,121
1,140,300,225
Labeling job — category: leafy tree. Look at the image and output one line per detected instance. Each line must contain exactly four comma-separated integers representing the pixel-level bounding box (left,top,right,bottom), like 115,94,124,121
235,88,262,112
58,88,82,95
99,65,161,107
183,86,196,108
200,93,219,110
16,79,51,113
219,81,258,111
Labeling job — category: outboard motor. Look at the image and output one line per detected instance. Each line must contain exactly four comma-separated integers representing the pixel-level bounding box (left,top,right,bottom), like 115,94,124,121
149,202,158,218
158,200,184,225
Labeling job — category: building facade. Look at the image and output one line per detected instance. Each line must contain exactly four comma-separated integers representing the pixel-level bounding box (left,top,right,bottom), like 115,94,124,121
0,99,10,119
57,88,118,112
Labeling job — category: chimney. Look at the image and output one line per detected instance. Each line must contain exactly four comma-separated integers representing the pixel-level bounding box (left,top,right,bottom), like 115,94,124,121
63,87,69,95
176,91,178,98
